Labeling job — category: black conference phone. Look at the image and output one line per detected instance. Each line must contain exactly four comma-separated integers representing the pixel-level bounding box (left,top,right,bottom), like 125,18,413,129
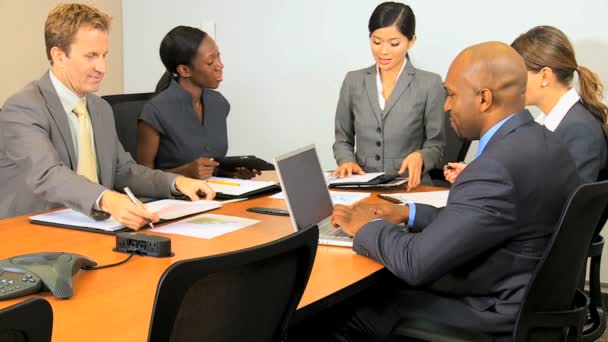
0,252,96,300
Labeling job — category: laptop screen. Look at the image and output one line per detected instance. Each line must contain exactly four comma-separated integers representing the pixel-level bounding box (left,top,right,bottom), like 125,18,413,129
275,146,333,230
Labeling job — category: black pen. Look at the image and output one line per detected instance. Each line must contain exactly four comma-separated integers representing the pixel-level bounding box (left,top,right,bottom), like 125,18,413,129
377,194,402,204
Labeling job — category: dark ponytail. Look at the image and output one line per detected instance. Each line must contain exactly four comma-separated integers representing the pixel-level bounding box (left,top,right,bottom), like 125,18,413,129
577,65,608,137
155,71,175,93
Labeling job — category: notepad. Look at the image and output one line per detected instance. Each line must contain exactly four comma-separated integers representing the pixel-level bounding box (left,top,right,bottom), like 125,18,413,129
325,172,385,185
271,190,371,206
325,172,407,188
378,190,450,207
29,199,222,234
207,177,280,199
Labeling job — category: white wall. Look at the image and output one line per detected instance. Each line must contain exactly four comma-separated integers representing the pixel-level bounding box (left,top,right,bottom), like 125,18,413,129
122,0,608,170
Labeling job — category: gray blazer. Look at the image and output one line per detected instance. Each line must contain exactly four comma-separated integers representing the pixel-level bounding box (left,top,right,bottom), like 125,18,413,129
0,71,177,218
333,62,447,176
553,101,607,183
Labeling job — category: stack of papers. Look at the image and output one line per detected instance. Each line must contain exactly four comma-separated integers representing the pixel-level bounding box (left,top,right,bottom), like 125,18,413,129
379,190,449,207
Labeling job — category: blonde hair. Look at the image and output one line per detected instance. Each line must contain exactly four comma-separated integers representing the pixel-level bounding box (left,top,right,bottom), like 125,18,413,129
44,3,111,64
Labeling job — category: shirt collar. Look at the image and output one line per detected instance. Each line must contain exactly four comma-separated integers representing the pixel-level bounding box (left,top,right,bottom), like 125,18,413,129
538,88,580,132
376,58,408,97
49,69,86,114
167,77,204,103
476,114,516,158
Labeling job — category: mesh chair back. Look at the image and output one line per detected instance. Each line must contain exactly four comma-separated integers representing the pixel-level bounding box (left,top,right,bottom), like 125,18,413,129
148,226,319,342
0,297,53,342
514,181,608,341
102,93,155,160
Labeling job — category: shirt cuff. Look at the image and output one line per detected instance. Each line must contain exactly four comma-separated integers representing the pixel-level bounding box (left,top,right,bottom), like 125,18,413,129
406,202,416,227
171,179,181,195
94,190,108,211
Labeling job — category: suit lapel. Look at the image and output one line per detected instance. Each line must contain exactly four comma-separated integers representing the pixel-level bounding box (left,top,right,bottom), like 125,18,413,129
382,61,415,119
38,72,77,169
86,95,111,186
363,66,382,125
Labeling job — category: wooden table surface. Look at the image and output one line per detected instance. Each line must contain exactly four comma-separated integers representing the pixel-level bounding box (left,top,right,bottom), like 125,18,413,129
0,177,444,342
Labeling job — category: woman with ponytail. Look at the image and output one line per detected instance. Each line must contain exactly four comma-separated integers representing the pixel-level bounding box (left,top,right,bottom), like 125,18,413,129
511,25,608,182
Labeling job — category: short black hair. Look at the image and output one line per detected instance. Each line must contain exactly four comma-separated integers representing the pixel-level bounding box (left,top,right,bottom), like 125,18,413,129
157,26,208,92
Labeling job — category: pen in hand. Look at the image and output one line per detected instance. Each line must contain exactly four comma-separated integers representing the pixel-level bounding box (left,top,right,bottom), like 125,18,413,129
123,187,155,229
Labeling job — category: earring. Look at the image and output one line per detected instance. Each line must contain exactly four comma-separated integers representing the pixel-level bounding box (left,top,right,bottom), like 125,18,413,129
541,82,548,88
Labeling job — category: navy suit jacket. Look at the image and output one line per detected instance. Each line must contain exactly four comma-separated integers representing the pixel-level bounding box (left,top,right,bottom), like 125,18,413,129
553,101,607,183
354,110,580,330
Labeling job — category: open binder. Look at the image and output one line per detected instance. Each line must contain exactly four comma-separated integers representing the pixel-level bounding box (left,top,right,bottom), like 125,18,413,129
29,199,221,235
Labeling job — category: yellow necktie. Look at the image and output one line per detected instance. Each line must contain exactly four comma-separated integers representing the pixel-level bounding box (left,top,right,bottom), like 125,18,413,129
72,99,99,183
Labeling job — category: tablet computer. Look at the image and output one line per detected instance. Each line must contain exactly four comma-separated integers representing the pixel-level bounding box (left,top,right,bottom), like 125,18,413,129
215,155,275,171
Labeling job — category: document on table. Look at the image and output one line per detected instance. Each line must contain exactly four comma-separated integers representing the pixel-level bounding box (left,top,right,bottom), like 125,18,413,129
207,177,277,196
29,199,222,232
154,214,260,239
325,172,384,185
270,191,371,206
379,190,449,207
145,199,221,220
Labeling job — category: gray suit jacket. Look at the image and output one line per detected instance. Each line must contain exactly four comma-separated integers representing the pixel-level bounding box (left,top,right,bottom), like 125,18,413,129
333,62,447,176
353,111,580,333
0,71,177,218
553,101,607,183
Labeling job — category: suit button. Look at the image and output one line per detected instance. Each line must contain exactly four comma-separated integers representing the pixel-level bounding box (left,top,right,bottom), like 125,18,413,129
376,141,381,147
375,155,381,161
376,127,382,134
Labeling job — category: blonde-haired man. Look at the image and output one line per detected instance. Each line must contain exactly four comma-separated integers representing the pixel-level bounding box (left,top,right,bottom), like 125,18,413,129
0,4,215,228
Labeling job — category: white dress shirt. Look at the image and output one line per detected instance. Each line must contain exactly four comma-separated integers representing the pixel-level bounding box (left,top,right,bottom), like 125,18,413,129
376,59,408,110
535,88,581,132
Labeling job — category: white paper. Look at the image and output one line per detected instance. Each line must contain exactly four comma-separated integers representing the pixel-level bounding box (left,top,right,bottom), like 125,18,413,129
145,199,221,220
207,177,276,196
154,214,260,239
381,190,449,207
29,209,124,231
325,172,384,185
270,190,370,206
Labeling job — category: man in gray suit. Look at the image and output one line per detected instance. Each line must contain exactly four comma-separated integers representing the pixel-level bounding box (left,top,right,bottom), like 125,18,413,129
0,3,214,228
328,42,580,340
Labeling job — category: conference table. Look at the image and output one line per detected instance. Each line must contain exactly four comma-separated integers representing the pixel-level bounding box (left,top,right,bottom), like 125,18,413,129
0,174,444,342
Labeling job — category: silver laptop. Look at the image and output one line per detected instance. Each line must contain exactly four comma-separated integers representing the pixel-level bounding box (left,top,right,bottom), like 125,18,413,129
274,145,353,247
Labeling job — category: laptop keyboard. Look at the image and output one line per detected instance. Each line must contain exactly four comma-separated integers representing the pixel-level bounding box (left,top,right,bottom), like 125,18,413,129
320,225,352,238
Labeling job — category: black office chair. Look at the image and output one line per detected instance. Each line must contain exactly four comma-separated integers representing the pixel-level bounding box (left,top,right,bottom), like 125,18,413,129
0,297,53,342
101,92,155,160
582,170,608,341
147,226,319,342
393,180,608,342
429,117,471,187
